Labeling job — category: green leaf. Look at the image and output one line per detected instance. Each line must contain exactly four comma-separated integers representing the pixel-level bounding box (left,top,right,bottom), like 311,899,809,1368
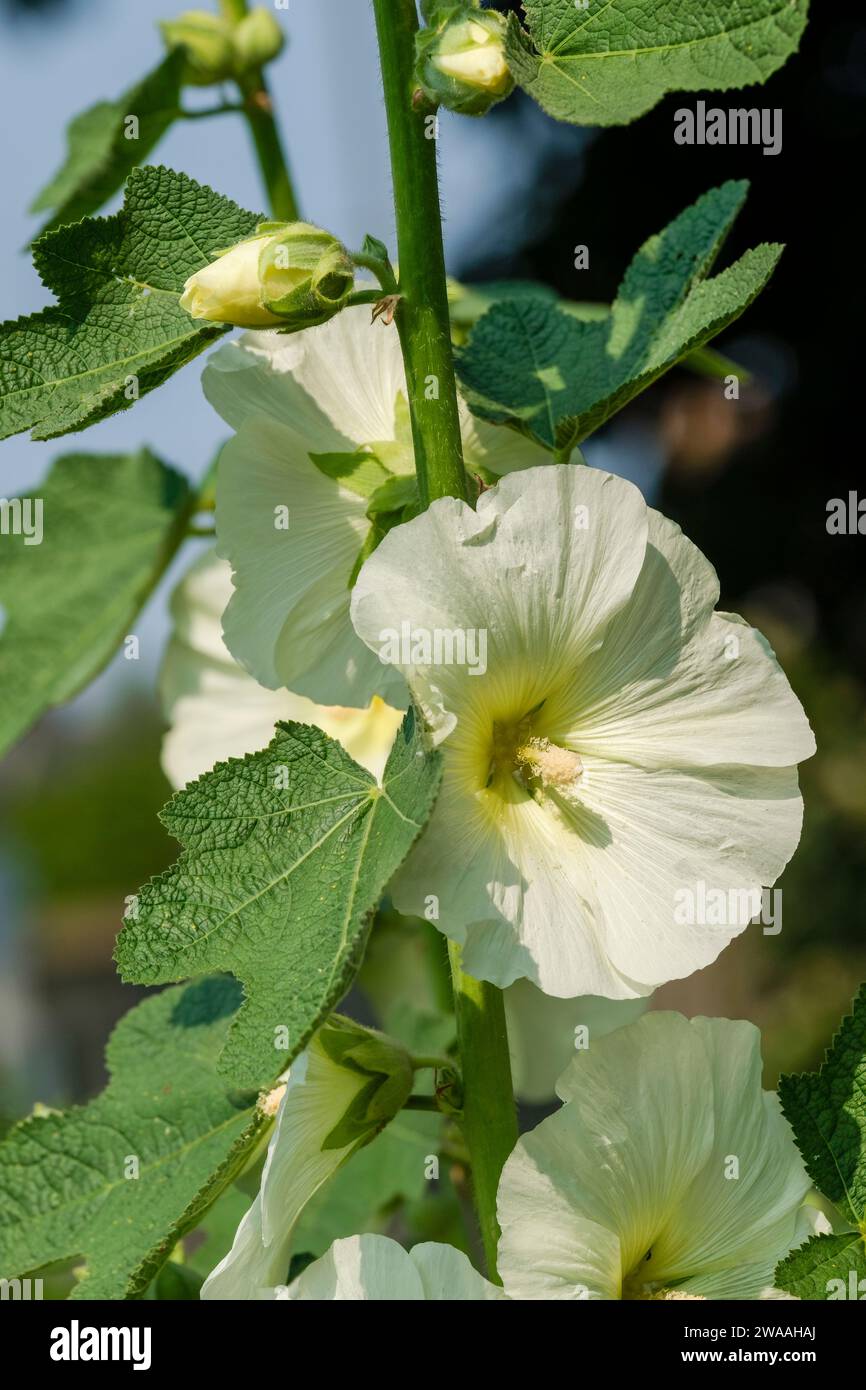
115,709,442,1090
779,984,866,1229
506,0,809,127
448,279,751,380
456,181,778,451
0,449,193,759
775,1230,866,1301
0,977,267,1301
29,51,186,237
0,165,261,442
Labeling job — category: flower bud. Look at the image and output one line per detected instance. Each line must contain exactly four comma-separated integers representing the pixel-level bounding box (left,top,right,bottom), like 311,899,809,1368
232,8,286,74
159,10,236,87
317,1017,415,1149
179,222,354,332
416,6,513,116
257,222,355,331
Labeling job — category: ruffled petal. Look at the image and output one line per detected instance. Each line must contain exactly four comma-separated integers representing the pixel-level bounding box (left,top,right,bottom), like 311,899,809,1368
563,509,816,769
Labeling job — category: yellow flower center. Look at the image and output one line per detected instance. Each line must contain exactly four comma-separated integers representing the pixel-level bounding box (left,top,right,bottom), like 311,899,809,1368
487,709,583,799
621,1248,706,1301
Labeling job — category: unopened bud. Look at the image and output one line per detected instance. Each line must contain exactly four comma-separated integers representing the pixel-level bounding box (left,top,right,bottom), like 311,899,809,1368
159,10,236,87
416,6,513,116
233,8,286,73
179,222,354,332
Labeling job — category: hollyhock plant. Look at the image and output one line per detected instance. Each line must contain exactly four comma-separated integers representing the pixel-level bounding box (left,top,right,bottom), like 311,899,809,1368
2,0,847,1319
350,464,815,999
215,1014,820,1302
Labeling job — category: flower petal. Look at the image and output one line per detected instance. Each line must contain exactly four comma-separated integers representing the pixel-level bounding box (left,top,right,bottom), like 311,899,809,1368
504,978,648,1103
216,415,408,703
203,307,406,446
273,1233,503,1300
564,509,815,768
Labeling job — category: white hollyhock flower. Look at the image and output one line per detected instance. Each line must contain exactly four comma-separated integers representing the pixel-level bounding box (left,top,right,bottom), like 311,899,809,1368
201,305,552,706
497,1012,812,1300
350,465,815,998
160,550,403,789
271,1233,506,1301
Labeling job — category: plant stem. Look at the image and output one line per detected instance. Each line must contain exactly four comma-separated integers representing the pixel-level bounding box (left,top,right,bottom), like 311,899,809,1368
372,0,518,1284
372,0,467,509
220,0,299,221
345,289,386,310
351,250,398,294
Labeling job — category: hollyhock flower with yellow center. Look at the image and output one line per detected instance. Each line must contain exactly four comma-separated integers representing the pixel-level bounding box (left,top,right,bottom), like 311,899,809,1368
161,551,634,1100
160,550,403,789
350,464,815,998
201,305,553,708
497,1012,818,1301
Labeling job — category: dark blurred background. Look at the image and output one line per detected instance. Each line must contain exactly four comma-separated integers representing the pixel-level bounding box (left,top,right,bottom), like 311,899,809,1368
0,0,864,1129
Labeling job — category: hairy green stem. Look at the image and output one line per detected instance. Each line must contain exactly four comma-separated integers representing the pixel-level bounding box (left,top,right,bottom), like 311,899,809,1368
372,0,467,508
372,0,518,1283
220,0,299,221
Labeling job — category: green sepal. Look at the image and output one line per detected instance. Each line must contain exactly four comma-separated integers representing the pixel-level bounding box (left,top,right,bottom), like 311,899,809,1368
232,7,286,73
318,1017,415,1151
361,233,390,263
159,11,236,87
260,223,354,331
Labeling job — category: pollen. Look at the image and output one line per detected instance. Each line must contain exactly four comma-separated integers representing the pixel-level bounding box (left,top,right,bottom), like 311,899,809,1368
516,737,584,791
258,1082,287,1118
